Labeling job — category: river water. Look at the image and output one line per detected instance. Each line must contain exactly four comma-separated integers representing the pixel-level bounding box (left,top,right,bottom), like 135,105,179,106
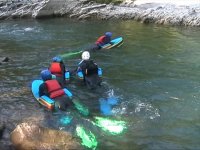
0,18,200,150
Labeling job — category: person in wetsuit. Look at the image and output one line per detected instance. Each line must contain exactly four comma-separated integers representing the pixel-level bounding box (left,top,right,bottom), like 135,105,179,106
77,51,101,88
39,69,73,111
84,32,113,52
49,56,68,87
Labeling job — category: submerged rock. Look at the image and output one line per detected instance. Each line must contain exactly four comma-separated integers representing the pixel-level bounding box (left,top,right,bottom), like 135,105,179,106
0,57,9,65
1,57,9,62
10,122,81,150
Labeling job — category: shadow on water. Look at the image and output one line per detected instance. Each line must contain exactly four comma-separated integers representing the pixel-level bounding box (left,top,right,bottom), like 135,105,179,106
0,18,200,149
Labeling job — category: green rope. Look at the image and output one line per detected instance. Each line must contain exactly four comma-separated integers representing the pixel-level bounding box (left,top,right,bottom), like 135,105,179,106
60,50,82,59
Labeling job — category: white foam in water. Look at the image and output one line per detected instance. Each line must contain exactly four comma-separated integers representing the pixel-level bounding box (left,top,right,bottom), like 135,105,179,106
135,102,160,119
24,27,34,31
112,107,127,115
107,89,115,97
111,101,128,115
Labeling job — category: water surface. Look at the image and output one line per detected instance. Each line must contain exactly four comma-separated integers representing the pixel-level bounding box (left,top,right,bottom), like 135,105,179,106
0,18,200,150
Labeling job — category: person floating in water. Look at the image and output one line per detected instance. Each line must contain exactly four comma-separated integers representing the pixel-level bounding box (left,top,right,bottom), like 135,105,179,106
85,32,113,52
39,69,73,111
49,56,70,87
77,51,102,89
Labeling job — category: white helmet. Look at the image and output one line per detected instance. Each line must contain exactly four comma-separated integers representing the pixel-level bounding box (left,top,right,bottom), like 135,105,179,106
82,51,90,60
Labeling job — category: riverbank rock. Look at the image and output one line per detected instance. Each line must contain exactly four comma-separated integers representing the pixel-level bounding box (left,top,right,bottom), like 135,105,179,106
0,123,5,140
1,0,200,26
10,122,81,150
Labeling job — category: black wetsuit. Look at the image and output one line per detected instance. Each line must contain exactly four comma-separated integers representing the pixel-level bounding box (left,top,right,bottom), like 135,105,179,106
78,60,101,88
79,60,98,77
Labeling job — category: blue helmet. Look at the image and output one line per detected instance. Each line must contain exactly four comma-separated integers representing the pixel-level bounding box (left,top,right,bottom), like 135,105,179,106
41,69,52,81
105,32,112,37
52,56,62,62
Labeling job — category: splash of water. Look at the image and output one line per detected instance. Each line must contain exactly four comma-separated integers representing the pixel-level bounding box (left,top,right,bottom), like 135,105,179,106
135,102,160,119
24,27,34,31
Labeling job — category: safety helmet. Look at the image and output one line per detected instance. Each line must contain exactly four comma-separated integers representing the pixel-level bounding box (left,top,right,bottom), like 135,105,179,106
41,69,52,81
82,51,90,60
105,32,112,37
52,56,62,62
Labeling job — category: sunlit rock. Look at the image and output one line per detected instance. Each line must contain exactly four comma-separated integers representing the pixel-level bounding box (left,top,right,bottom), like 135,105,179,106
1,0,200,26
10,122,81,150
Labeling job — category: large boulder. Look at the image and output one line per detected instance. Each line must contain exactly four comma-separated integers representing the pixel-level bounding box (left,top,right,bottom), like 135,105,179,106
10,122,81,150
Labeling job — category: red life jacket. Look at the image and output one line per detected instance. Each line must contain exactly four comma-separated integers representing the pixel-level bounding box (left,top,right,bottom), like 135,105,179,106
49,62,62,76
45,80,65,99
95,36,106,45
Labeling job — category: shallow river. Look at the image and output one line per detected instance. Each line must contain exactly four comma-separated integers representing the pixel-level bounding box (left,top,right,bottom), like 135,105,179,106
0,18,200,150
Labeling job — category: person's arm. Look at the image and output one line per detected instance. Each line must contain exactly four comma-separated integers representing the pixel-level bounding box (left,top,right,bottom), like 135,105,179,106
109,40,114,45
91,60,98,69
107,37,113,44
39,83,45,97
59,62,65,72
79,61,87,71
39,83,49,97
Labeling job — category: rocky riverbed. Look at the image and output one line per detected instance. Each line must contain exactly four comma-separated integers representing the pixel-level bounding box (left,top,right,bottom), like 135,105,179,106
0,0,200,26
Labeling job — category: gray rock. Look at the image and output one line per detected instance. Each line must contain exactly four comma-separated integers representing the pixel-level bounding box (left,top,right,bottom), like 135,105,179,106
1,0,200,26
1,57,9,62
10,122,82,150
0,57,9,65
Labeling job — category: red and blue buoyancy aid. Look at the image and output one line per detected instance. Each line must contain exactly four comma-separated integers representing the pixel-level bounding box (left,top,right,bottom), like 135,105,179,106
45,80,65,99
95,35,111,46
49,62,62,76
95,36,106,46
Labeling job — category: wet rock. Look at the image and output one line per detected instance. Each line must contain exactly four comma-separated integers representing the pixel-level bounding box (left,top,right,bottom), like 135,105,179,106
0,57,9,65
0,123,5,140
1,57,9,62
10,122,81,150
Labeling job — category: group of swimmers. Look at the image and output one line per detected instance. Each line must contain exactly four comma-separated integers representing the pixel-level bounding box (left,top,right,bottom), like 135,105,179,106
38,32,113,110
